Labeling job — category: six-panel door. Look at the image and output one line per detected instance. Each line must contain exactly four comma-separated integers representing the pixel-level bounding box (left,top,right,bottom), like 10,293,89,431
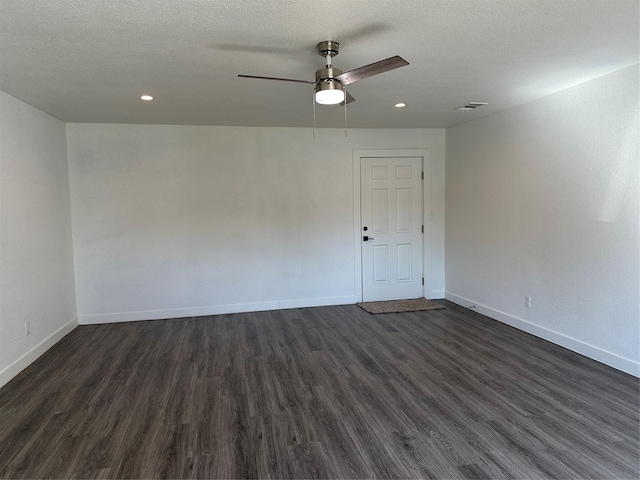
361,156,423,301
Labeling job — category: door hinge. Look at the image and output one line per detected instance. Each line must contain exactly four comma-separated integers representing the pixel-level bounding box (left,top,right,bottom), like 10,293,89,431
421,225,424,233
422,277,424,286
421,171,424,180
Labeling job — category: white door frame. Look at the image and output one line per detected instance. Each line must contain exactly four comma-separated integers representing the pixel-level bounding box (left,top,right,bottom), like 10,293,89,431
353,149,431,302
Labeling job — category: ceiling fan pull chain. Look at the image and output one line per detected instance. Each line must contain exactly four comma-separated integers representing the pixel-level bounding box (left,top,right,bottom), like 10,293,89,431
312,91,316,139
344,85,348,137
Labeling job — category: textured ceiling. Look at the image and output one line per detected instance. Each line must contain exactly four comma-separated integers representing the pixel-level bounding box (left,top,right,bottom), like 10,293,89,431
0,0,637,128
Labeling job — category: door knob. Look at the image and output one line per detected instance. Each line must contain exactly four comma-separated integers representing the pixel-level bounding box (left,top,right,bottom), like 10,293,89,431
363,236,375,241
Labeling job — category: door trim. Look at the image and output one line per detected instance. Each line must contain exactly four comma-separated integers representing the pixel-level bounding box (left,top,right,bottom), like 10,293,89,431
353,149,432,302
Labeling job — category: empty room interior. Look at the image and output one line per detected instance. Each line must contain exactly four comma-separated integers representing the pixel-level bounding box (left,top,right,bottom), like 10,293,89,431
0,1,638,479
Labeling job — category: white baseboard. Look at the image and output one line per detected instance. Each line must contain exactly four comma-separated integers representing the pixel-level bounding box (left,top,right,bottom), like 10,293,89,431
445,292,639,378
78,295,358,325
0,317,79,389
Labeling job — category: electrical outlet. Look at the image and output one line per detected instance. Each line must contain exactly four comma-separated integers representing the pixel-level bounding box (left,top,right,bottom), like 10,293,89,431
25,320,31,335
525,296,531,308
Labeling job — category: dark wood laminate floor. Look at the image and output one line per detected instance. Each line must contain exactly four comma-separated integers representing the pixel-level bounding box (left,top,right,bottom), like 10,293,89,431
0,301,638,479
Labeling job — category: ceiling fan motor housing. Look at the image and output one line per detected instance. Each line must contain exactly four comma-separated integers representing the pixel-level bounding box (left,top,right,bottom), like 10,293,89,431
316,67,342,82
315,67,344,98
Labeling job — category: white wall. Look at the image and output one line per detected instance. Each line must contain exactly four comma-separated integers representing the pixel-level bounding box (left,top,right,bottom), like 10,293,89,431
0,91,77,388
445,65,639,376
66,125,445,323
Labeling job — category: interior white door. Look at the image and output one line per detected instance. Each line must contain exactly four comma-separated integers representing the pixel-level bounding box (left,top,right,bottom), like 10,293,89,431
361,156,423,302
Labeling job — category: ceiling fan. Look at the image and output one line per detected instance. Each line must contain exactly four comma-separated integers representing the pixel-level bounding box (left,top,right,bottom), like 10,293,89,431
238,40,409,106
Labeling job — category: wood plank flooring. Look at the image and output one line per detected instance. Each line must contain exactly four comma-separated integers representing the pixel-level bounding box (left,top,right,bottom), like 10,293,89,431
0,301,638,479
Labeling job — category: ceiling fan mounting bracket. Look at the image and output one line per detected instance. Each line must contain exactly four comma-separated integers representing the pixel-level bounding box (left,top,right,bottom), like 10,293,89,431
317,40,339,58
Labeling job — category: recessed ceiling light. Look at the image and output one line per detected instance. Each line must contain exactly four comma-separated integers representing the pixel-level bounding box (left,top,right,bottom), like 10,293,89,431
140,95,153,101
395,103,406,108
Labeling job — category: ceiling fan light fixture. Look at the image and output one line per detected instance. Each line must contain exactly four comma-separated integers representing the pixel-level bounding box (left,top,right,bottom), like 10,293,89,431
315,80,345,105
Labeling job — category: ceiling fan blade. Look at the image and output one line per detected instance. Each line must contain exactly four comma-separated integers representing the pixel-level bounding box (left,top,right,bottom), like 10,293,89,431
340,90,356,105
334,55,409,86
237,74,315,85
